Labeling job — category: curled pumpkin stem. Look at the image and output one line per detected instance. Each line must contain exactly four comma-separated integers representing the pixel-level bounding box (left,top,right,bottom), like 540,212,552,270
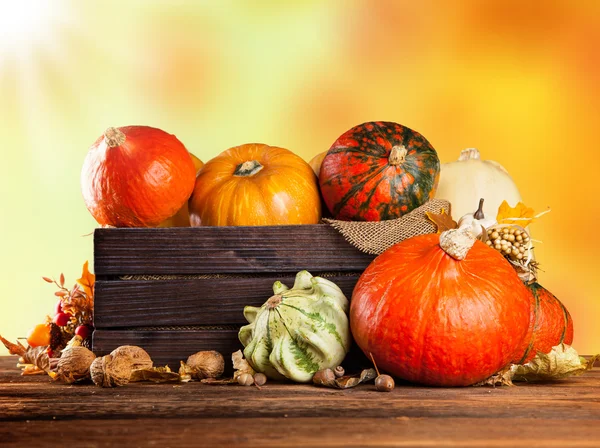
440,228,476,260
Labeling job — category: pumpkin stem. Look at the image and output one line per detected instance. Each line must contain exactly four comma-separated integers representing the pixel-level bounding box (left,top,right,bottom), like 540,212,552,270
439,228,476,260
388,145,408,166
266,294,282,310
474,198,485,220
104,127,126,148
234,160,264,177
458,148,481,161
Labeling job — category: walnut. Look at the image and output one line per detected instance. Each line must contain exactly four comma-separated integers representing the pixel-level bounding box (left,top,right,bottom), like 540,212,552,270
186,350,225,379
109,346,153,371
90,354,132,387
56,346,96,384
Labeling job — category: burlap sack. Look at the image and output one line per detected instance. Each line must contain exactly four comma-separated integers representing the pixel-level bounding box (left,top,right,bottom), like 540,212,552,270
322,198,451,255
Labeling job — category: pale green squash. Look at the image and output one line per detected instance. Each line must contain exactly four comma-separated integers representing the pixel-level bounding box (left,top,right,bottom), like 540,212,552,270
238,271,351,383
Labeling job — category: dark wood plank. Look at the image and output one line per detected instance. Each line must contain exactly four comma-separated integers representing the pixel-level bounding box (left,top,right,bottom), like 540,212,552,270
92,329,370,374
1,357,599,422
94,274,361,327
92,329,243,373
2,417,600,448
94,225,375,275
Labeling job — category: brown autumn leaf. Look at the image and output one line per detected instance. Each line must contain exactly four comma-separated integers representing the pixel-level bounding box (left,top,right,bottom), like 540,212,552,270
425,208,458,233
130,366,180,383
0,334,27,356
473,366,514,387
335,368,377,389
77,261,95,300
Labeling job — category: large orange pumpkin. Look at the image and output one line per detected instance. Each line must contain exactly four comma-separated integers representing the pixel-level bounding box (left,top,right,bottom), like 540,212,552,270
189,143,321,226
350,229,533,386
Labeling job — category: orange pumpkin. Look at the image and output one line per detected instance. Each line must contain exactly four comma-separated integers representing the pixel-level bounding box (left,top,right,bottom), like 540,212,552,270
81,126,197,227
159,153,205,227
351,229,533,386
189,144,321,226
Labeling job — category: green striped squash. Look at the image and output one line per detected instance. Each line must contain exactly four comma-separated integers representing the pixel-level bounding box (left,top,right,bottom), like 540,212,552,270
238,271,351,383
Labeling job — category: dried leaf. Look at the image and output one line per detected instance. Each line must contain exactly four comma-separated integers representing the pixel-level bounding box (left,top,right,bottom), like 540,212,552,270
200,378,237,385
511,344,598,382
0,334,27,356
42,277,54,284
19,365,47,375
232,350,255,380
130,366,180,383
21,346,51,373
496,201,550,227
76,261,95,300
178,361,194,382
334,368,377,389
425,208,458,233
59,273,65,287
54,291,67,297
473,366,514,387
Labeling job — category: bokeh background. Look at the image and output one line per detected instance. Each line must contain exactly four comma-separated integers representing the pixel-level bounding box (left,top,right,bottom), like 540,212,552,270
1,0,598,355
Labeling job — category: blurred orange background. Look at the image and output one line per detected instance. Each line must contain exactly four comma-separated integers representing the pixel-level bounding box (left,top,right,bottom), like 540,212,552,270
0,0,598,355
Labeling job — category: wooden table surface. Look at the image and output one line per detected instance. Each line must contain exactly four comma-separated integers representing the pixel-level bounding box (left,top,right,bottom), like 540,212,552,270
1,356,599,447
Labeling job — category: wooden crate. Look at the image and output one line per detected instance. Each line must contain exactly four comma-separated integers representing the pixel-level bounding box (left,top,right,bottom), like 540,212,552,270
92,225,375,372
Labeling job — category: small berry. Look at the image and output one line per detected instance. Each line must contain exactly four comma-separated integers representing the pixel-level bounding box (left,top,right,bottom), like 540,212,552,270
53,312,71,327
375,374,395,392
54,299,63,316
75,325,93,339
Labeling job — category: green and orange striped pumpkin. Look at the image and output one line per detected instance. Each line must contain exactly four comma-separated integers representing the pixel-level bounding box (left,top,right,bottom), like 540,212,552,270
516,282,574,364
319,121,440,221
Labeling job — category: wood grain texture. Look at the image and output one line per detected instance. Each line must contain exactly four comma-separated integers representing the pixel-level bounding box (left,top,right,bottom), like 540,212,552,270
92,329,371,375
94,225,375,275
94,275,361,327
92,329,243,373
3,418,600,448
0,357,599,448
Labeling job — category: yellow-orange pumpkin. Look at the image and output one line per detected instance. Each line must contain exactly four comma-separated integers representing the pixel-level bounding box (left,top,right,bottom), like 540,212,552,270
189,143,321,226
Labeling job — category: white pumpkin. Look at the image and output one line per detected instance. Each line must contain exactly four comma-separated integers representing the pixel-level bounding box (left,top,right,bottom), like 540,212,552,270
435,148,522,220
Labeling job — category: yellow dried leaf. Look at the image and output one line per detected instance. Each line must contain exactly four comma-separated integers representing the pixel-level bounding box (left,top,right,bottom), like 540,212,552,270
496,201,549,227
232,350,255,380
76,261,95,300
511,344,598,382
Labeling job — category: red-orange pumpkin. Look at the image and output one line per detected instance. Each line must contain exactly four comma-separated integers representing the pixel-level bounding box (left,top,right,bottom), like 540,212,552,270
81,126,196,227
319,121,440,221
350,231,532,386
516,283,574,364
189,143,321,226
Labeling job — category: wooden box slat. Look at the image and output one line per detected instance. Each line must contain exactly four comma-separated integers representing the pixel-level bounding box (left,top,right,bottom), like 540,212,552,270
92,329,371,374
94,225,374,275
92,225,373,368
94,274,361,328
92,329,243,373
